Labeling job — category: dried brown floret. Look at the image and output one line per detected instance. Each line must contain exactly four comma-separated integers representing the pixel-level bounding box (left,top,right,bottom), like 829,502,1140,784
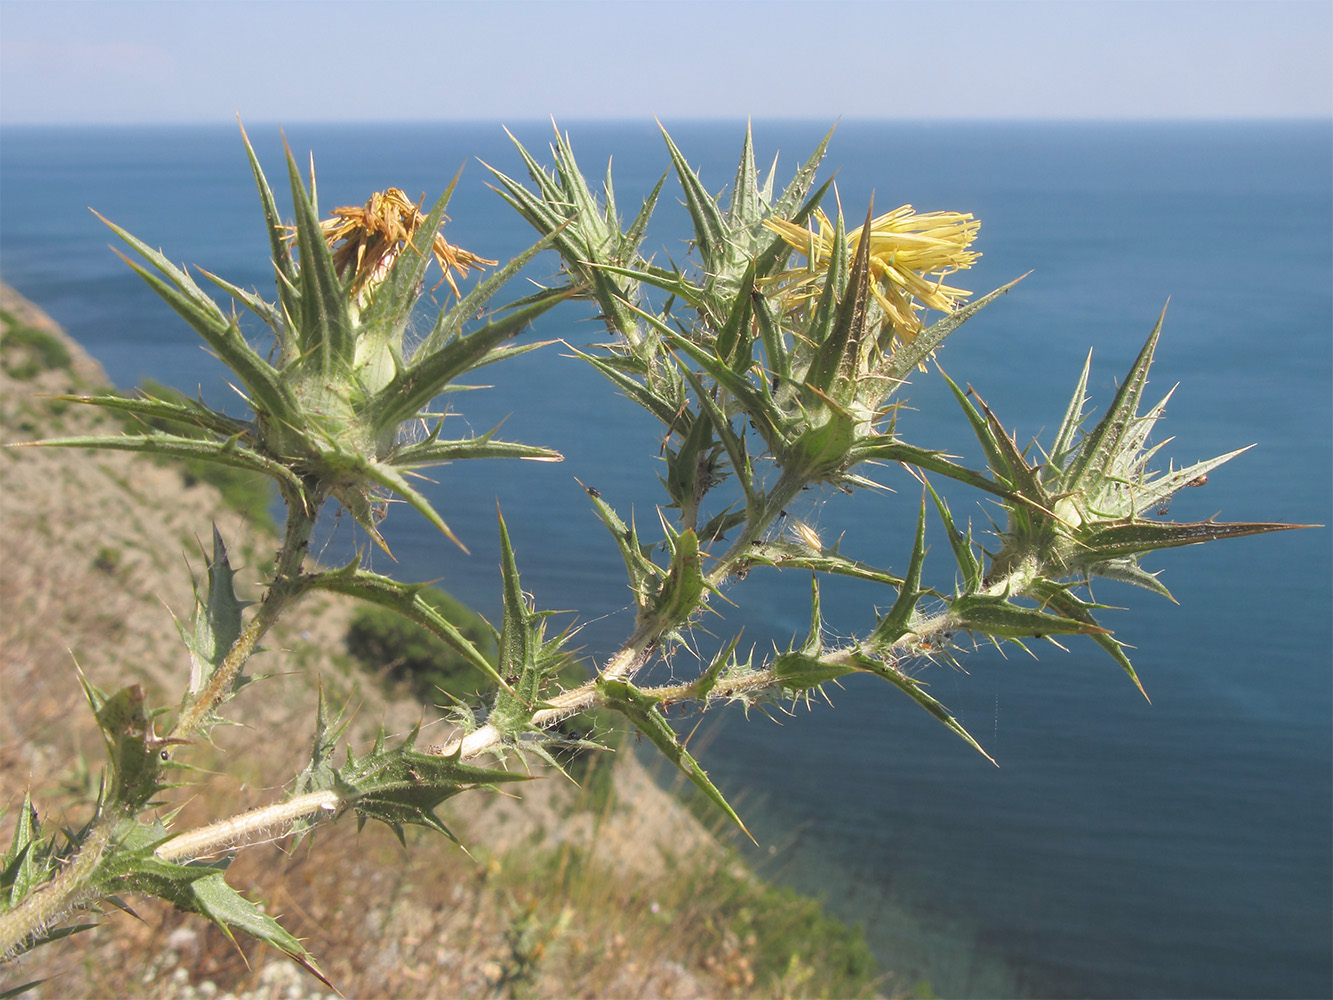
302,187,498,300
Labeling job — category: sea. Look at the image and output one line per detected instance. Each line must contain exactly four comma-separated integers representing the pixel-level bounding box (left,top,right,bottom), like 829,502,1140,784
1,120,1329,999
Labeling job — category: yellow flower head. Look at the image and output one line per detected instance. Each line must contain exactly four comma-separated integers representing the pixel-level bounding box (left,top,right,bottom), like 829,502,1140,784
305,188,498,301
765,204,980,346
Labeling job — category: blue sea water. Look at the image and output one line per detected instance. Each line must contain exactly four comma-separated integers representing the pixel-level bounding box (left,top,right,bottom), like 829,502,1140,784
1,120,1329,998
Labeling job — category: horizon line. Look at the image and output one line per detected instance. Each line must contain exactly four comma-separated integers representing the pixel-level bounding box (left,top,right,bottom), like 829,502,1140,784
3,114,1330,129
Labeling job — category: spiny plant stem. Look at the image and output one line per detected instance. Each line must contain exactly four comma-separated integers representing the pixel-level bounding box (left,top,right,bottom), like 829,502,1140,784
430,628,659,759
598,624,662,683
0,812,114,960
705,468,810,589
1,494,327,958
155,791,340,863
148,554,1056,871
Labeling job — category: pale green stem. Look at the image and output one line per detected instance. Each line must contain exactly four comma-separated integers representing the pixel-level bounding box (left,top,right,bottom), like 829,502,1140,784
0,818,114,960
427,626,659,759
154,791,340,863
148,557,1047,869
704,466,810,589
118,519,1045,882
637,556,1043,708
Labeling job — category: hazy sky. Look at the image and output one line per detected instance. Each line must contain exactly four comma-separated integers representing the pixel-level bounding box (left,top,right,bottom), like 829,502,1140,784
1,0,1329,124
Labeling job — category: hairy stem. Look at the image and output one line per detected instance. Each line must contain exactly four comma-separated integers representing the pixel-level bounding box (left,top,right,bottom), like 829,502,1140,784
427,627,658,759
0,815,114,960
155,791,340,863
705,466,809,588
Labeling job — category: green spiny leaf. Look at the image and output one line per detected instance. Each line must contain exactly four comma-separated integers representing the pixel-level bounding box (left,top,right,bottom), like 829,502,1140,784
306,562,507,691
88,684,164,811
1050,348,1094,467
485,128,651,344
871,496,928,648
390,433,562,468
1028,579,1148,699
660,124,727,277
1125,450,1247,520
661,404,716,513
802,204,850,380
1064,307,1165,491
772,651,855,692
850,651,996,765
743,542,906,587
1,794,44,908
625,170,669,259
579,481,661,613
487,509,581,741
645,526,706,635
713,260,757,369
699,507,747,544
112,832,332,992
771,578,854,693
597,677,752,841
417,229,564,356
379,288,569,430
1078,517,1307,561
567,346,683,429
809,200,875,399
180,526,250,698
1083,557,1175,599
22,430,306,499
948,594,1110,640
334,723,525,842
925,478,984,594
938,366,1011,481
496,506,535,694
95,216,297,426
667,332,780,449
238,121,300,320
964,386,1050,505
880,276,1026,382
682,374,764,518
693,632,746,702
348,454,467,553
291,683,353,840
771,125,835,221
282,140,354,370
57,390,252,441
728,121,760,231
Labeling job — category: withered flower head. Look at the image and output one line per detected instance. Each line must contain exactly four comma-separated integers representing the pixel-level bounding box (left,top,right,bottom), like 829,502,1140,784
305,187,498,301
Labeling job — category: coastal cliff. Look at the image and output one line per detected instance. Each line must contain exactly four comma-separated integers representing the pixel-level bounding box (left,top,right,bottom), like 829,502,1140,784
0,285,881,1000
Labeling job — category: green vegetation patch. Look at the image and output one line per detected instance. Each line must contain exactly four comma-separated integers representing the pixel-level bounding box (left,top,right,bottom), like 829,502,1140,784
695,866,880,997
501,837,882,999
1,311,73,380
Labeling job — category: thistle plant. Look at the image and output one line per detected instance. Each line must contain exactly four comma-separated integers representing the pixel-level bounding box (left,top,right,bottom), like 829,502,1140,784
0,122,1308,987
0,128,567,977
